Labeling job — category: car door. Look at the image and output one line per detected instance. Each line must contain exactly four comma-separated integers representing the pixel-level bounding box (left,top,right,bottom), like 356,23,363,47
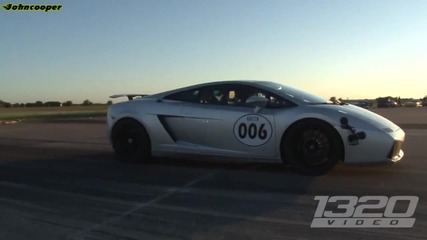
163,84,278,158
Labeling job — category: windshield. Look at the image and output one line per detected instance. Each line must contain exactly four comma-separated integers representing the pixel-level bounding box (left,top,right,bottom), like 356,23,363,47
257,81,327,104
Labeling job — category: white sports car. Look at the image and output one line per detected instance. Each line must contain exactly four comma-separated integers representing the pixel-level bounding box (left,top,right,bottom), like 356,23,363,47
107,81,405,175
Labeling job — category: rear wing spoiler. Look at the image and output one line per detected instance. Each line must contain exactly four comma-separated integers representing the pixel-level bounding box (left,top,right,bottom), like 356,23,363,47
109,94,149,100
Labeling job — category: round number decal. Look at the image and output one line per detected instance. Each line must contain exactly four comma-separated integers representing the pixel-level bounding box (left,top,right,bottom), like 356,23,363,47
233,114,273,146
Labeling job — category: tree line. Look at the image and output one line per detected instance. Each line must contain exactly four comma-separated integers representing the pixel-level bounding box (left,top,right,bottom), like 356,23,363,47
0,99,113,108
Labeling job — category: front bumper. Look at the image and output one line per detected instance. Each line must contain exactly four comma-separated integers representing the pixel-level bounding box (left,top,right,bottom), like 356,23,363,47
386,127,405,162
343,127,405,164
388,140,404,162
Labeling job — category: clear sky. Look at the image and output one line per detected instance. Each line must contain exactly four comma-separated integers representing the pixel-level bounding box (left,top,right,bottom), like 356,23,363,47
1,0,426,104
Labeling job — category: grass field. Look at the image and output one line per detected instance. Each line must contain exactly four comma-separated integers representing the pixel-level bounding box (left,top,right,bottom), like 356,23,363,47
0,105,108,121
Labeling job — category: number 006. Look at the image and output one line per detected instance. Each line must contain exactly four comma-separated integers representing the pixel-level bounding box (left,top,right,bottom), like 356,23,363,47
314,196,419,218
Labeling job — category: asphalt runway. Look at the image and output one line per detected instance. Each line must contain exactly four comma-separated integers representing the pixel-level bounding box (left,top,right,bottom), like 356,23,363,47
0,108,426,240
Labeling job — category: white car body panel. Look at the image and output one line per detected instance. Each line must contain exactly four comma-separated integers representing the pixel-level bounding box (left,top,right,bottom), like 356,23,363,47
107,81,405,165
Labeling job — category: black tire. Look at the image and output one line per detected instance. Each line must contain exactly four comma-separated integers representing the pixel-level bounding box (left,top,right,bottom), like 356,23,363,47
111,118,151,163
282,119,343,175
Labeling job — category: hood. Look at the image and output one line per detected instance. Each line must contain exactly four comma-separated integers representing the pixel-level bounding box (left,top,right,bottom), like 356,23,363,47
314,104,401,132
339,104,400,132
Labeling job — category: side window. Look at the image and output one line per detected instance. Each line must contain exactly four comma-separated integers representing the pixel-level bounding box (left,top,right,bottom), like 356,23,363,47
198,87,228,105
164,84,294,108
267,95,290,108
227,86,257,106
228,85,292,108
164,86,229,105
164,89,199,103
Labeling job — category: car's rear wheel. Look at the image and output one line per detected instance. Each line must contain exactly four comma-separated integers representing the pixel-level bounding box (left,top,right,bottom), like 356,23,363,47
282,119,343,175
111,118,151,163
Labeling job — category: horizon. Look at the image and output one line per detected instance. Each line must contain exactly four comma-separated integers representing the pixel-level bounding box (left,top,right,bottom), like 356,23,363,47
1,92,425,106
1,0,426,103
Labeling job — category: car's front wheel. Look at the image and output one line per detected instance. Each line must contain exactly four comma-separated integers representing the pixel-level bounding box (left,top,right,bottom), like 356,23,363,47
111,118,151,163
282,119,343,175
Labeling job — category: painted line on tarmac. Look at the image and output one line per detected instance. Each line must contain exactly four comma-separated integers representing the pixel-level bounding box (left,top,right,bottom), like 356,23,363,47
68,170,219,240
146,203,308,226
0,181,136,206
0,126,33,134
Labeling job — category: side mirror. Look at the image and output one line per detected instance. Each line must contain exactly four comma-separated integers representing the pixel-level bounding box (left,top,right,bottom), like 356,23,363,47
246,96,269,111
